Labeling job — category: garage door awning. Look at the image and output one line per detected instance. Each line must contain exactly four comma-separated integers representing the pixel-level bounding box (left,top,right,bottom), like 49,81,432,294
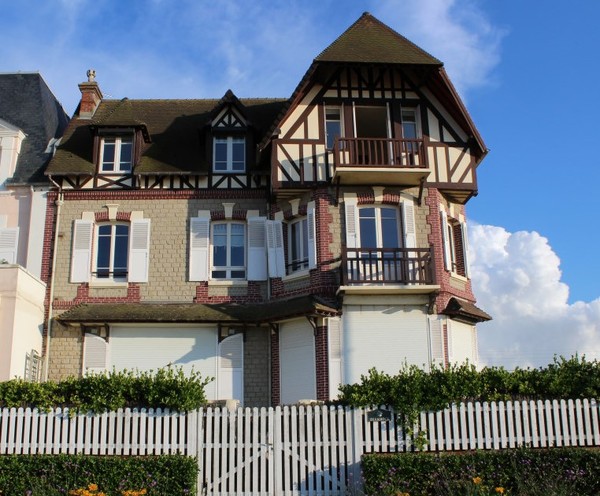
56,295,340,325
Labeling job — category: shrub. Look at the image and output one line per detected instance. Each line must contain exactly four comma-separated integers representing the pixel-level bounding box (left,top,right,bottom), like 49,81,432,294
362,447,600,495
0,367,212,412
0,454,197,495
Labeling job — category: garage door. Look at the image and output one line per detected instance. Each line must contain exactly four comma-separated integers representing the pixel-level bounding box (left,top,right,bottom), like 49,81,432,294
110,325,218,400
343,304,428,384
279,320,316,404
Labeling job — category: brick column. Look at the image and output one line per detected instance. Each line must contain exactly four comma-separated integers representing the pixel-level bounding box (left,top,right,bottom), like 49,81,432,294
270,330,280,406
315,325,329,401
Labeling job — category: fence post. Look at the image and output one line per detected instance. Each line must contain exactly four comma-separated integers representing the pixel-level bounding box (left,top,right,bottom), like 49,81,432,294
349,407,365,494
196,408,204,496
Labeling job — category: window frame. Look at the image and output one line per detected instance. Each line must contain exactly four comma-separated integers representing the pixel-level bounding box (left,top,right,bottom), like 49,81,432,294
357,205,402,249
93,222,130,282
324,106,343,150
287,216,309,274
99,136,133,173
210,221,247,280
400,107,421,140
213,136,246,173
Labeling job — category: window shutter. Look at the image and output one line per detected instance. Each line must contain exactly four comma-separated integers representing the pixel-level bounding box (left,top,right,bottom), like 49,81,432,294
307,201,317,270
71,220,93,283
83,333,108,374
247,217,267,281
401,198,416,248
266,220,285,278
440,210,452,271
190,216,210,281
429,316,444,366
128,219,151,282
218,333,243,402
446,322,454,364
0,227,19,264
328,317,343,399
344,198,358,248
460,221,471,278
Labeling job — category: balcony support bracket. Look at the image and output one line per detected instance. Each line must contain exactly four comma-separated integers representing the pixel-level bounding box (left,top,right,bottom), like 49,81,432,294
417,177,425,206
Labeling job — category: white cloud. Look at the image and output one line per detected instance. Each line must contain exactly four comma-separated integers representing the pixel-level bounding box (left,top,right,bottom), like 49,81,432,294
470,224,600,369
374,0,506,97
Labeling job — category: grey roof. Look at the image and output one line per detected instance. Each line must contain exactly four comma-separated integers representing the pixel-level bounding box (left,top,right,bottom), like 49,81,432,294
0,73,69,184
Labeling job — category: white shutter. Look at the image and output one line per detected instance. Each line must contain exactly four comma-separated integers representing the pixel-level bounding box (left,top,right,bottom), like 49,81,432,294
344,198,358,248
401,198,416,248
190,217,210,281
307,201,317,269
428,316,444,366
0,227,19,264
247,217,267,281
71,220,93,283
440,210,452,271
328,317,343,399
446,322,454,363
218,333,243,402
128,219,151,282
83,333,108,374
266,220,285,278
460,221,471,278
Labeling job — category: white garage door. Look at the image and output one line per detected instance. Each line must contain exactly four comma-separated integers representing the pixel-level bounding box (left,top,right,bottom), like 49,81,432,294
280,320,316,404
110,325,218,400
343,304,429,384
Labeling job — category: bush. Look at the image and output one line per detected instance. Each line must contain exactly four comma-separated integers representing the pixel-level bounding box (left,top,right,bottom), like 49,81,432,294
362,447,600,495
0,454,197,495
0,367,212,412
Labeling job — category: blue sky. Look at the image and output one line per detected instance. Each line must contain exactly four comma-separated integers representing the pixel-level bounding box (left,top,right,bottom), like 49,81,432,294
1,0,598,368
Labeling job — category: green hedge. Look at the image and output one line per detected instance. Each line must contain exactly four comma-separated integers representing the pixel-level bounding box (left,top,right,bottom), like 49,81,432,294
362,447,600,496
0,454,197,495
0,368,212,412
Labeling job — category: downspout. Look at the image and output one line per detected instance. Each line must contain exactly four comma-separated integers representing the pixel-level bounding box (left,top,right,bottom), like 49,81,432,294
44,175,63,381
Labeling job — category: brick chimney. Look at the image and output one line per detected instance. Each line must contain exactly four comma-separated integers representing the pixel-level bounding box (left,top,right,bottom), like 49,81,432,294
77,69,103,119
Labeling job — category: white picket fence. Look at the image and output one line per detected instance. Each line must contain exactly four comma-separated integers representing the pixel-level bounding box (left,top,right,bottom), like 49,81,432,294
1,399,600,495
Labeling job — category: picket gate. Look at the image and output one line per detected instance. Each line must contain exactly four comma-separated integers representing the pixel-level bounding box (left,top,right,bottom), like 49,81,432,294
1,399,600,495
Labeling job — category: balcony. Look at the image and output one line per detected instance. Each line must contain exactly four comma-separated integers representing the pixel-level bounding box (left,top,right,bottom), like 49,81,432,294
341,247,436,288
332,137,429,186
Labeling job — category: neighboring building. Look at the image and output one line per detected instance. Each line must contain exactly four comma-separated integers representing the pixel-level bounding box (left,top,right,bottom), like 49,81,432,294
44,13,490,405
0,73,69,381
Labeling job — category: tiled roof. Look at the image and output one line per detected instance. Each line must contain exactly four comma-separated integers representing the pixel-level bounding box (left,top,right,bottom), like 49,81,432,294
56,296,339,324
315,12,442,65
0,73,69,184
48,96,286,175
442,297,492,323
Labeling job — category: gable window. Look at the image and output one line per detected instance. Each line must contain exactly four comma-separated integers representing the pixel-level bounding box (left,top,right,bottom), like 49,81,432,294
100,137,132,172
212,222,246,279
95,223,129,280
325,107,342,149
400,108,419,139
213,136,245,172
288,217,309,273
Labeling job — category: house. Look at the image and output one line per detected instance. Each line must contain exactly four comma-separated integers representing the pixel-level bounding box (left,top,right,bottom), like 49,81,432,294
0,72,69,381
44,13,490,406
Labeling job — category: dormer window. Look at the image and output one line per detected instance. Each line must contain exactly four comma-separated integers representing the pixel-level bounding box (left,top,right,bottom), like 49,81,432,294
213,136,245,173
100,136,132,173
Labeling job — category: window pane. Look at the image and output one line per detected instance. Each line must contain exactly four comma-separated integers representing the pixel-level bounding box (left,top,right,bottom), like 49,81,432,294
359,217,377,248
230,224,245,266
102,140,116,171
96,225,112,277
325,108,342,149
119,140,133,171
214,140,228,171
113,226,129,275
301,219,308,260
231,139,245,171
212,224,227,266
381,210,399,248
402,110,417,139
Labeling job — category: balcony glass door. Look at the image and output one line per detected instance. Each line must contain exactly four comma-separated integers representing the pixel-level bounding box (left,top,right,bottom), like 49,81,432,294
358,207,401,281
353,106,391,165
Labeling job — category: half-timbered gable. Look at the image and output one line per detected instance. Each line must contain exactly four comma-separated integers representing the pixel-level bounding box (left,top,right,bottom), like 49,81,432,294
42,13,490,407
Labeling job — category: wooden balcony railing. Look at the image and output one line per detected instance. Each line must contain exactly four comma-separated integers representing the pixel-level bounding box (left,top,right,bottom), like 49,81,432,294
342,247,434,285
334,137,427,169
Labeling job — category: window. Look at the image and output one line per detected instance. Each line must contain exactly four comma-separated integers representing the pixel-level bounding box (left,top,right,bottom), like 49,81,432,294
288,217,309,273
95,223,129,280
213,136,245,172
441,210,470,278
325,107,342,149
400,108,419,139
358,207,400,249
211,222,246,279
100,137,132,172
71,218,150,284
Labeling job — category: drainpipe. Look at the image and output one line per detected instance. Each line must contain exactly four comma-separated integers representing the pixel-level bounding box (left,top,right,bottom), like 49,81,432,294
44,176,63,381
